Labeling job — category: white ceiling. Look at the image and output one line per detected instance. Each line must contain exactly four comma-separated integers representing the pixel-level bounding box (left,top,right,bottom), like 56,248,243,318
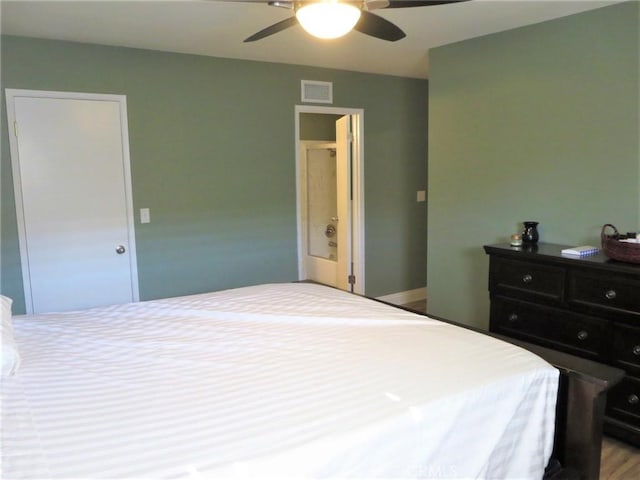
0,0,623,78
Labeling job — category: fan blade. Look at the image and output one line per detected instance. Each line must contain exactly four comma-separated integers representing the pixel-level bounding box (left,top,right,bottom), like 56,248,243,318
267,1,293,9
244,16,298,42
384,0,469,7
354,10,405,42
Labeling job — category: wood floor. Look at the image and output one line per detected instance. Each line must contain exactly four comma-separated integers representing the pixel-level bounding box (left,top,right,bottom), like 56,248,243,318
402,299,427,312
601,436,640,479
400,299,640,479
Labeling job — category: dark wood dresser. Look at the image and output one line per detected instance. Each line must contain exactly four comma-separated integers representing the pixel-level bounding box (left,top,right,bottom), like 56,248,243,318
484,243,640,447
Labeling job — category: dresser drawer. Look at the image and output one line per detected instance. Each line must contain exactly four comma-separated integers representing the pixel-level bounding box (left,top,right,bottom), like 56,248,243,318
568,269,640,317
490,297,607,360
607,376,640,429
489,257,565,302
612,323,640,376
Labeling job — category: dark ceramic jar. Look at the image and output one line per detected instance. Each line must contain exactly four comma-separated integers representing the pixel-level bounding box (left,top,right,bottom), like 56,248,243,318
522,221,539,244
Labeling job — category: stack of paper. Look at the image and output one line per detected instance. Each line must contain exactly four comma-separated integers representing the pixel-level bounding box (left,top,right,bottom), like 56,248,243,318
561,246,600,257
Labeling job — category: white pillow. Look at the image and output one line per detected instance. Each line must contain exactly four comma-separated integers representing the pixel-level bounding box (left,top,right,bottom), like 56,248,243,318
1,295,21,376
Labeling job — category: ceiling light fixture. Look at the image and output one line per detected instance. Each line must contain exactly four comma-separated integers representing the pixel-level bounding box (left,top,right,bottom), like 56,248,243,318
295,1,362,40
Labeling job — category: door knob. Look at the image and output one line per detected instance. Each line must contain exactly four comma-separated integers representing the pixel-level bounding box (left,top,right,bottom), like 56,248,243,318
115,245,126,254
325,224,336,238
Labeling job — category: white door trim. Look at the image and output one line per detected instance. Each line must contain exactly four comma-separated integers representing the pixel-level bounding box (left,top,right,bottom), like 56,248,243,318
294,105,365,295
5,88,139,312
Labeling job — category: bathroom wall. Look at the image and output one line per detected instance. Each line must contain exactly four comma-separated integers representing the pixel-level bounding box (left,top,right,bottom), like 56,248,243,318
305,146,338,261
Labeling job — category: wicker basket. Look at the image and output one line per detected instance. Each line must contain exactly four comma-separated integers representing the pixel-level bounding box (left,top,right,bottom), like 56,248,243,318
601,224,640,264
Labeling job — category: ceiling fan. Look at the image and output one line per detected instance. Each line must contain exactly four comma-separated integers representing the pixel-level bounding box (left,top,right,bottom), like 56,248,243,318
228,0,470,43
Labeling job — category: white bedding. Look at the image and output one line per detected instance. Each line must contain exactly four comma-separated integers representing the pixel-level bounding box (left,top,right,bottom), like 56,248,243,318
1,283,558,479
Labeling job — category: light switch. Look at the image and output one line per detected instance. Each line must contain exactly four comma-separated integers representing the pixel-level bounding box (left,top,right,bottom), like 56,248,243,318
140,208,150,224
417,190,426,202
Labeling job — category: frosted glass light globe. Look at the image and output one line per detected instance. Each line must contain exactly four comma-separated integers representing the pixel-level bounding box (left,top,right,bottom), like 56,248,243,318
296,2,362,40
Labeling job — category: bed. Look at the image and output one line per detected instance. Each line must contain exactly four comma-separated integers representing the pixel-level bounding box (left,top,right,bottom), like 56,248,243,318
1,282,558,479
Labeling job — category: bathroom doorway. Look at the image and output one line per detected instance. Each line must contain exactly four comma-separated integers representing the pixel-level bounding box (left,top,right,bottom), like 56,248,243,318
295,106,364,294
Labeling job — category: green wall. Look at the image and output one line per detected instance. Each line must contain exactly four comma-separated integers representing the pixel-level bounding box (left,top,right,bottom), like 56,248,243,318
0,35,428,313
427,2,640,329
300,113,342,141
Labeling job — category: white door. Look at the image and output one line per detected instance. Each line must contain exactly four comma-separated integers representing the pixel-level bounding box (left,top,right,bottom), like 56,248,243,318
6,90,139,313
335,115,352,291
301,115,353,291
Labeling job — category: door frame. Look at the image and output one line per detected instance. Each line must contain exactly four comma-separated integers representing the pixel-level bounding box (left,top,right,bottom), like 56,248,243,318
294,105,365,295
5,88,139,313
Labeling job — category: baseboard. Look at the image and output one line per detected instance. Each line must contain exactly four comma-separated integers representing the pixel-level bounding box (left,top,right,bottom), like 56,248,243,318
376,287,427,306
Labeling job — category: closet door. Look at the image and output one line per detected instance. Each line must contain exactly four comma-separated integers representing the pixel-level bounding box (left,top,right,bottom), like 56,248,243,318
6,90,139,313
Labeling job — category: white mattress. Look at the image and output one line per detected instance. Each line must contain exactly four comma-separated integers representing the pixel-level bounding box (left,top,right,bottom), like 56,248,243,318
1,283,558,479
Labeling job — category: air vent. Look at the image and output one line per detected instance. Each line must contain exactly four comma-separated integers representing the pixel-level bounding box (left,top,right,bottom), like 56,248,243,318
301,80,333,104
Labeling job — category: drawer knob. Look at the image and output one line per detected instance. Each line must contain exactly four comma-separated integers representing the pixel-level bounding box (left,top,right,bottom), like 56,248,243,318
522,274,533,284
508,313,519,322
633,345,640,356
628,394,639,405
577,330,589,341
605,289,617,300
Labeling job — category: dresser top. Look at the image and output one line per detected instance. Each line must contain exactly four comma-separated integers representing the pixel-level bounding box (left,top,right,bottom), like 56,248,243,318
484,243,640,275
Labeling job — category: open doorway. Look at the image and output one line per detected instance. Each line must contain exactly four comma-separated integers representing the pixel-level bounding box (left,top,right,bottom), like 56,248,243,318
295,106,364,295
